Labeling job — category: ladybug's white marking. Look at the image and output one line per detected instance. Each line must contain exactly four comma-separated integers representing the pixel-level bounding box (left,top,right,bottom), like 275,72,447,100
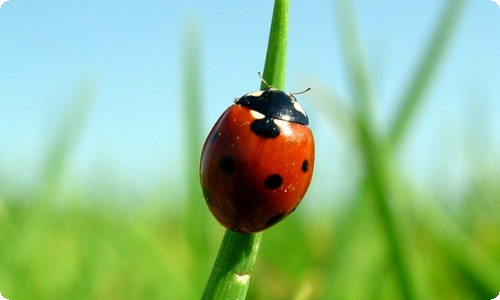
293,101,307,117
274,119,291,136
246,90,265,98
250,109,265,120
235,274,250,284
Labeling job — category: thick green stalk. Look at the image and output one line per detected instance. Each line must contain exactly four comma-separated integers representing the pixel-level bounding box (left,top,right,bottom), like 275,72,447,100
201,231,263,299
201,0,289,299
261,0,289,91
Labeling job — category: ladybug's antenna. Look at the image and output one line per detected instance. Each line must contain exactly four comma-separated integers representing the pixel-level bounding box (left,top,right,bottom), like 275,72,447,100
258,71,311,95
291,87,311,96
257,72,274,90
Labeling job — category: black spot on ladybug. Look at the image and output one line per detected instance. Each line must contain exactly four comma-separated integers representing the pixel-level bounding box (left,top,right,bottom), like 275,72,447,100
265,174,283,189
250,117,280,138
266,214,285,226
302,160,309,172
202,187,212,205
219,156,235,175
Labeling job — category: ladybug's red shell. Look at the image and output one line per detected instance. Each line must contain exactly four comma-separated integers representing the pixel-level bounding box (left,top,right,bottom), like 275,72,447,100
200,89,314,233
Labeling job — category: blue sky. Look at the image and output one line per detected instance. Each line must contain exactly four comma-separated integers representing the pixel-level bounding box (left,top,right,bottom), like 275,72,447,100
1,1,499,201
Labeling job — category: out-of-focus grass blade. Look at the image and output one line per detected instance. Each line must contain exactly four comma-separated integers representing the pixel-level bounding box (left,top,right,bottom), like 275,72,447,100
389,0,469,147
414,200,500,297
180,17,211,295
41,83,96,198
332,0,375,122
182,17,205,221
357,131,421,299
332,0,424,298
307,77,358,143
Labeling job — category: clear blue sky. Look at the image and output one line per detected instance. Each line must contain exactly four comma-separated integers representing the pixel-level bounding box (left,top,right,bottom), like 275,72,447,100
1,1,499,201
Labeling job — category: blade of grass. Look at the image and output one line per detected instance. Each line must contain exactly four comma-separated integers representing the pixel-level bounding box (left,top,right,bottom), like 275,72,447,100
307,77,358,143
261,0,289,90
41,82,96,199
183,18,205,216
181,17,212,294
333,0,376,123
201,0,289,298
332,1,428,298
201,231,262,300
413,200,500,297
357,124,420,299
389,0,469,147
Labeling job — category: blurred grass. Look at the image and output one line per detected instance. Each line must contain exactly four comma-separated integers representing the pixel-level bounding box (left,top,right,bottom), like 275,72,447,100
1,0,500,299
180,18,213,296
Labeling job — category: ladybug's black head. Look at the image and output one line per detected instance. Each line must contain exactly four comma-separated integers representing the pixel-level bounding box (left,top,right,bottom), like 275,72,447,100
235,89,309,125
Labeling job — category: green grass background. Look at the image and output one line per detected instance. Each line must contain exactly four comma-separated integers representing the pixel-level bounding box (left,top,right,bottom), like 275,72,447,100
1,0,500,299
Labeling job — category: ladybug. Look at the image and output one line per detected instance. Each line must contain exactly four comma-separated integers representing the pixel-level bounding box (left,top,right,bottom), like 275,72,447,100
199,74,315,233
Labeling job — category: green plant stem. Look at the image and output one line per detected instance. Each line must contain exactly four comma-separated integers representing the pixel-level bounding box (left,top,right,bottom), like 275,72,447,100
201,0,289,299
261,0,289,91
201,231,263,299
